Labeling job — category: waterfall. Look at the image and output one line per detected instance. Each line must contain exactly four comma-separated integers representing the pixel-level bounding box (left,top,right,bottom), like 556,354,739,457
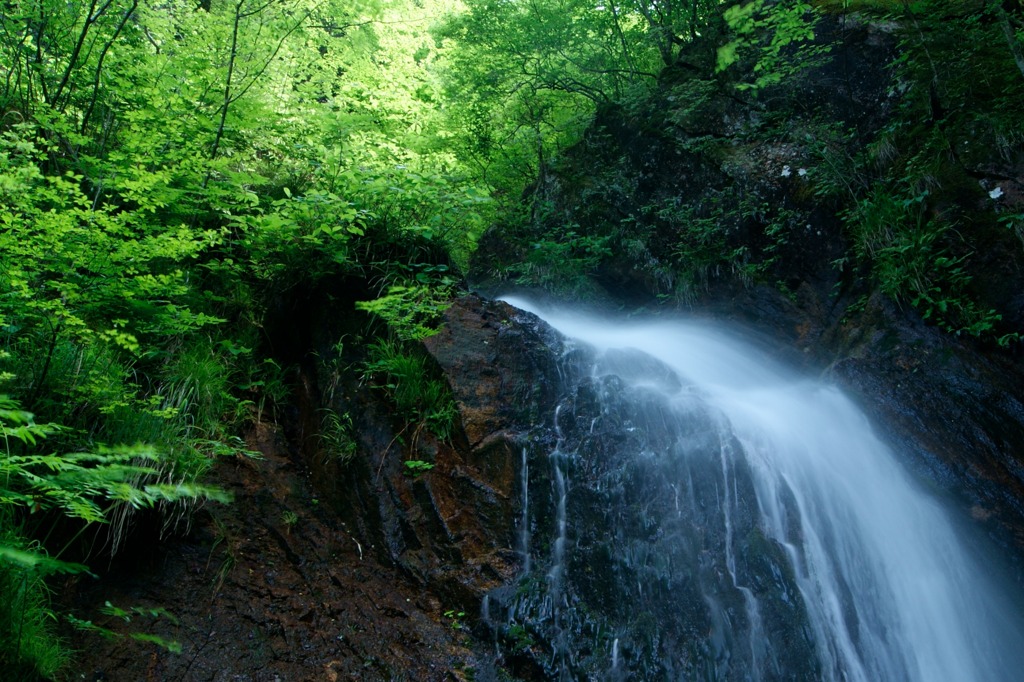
499,297,1024,682
520,446,532,574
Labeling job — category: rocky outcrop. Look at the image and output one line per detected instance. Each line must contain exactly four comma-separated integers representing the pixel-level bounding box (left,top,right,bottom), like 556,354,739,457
66,288,1024,680
303,295,564,612
482,342,820,681
423,296,562,451
822,294,1024,557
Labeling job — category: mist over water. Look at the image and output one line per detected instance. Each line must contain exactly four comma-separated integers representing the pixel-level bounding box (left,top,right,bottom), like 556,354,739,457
502,297,1024,681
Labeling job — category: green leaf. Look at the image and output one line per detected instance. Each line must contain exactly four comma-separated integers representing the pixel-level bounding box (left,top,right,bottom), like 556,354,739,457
0,545,94,576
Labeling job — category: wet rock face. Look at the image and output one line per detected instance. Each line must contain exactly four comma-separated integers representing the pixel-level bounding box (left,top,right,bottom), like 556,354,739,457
466,4,1024,571
667,284,1024,581
423,296,563,450
820,295,1024,559
301,13,1024,681
306,295,565,613
486,343,818,681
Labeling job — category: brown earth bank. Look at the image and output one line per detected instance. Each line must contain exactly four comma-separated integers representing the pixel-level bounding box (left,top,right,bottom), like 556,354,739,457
64,421,482,682
62,295,560,681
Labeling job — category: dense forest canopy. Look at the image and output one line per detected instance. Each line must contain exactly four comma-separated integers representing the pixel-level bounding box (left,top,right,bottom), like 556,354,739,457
1,0,1022,676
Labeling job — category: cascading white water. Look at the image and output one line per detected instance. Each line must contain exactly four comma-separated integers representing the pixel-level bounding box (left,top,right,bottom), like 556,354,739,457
546,404,572,677
520,446,532,574
504,297,1024,682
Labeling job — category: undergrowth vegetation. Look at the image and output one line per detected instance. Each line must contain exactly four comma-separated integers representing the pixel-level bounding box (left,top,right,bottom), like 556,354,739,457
0,396,229,677
477,0,1024,345
362,338,458,445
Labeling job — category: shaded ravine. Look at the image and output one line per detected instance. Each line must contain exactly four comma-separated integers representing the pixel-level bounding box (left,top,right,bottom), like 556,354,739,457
487,297,1024,681
64,294,561,682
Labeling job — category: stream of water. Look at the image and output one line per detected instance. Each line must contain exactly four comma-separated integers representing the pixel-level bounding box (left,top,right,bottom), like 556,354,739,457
502,297,1024,682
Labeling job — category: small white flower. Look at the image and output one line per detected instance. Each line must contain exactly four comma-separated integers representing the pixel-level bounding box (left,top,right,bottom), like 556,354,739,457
989,186,1004,200
780,165,791,178
798,168,807,177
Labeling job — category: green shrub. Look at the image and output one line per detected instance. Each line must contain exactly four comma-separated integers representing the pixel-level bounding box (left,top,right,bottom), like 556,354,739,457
505,227,612,299
0,396,230,677
319,410,358,467
356,284,455,342
0,526,70,681
362,339,457,442
843,186,1002,337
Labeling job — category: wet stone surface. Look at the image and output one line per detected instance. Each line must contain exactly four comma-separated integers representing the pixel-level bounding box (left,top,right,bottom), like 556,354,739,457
485,343,818,681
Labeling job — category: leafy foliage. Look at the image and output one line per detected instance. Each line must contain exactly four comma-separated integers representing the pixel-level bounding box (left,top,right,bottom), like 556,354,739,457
0,396,227,676
0,527,71,681
436,0,657,188
717,1,830,90
356,284,456,342
506,224,614,299
0,0,488,673
318,409,358,467
362,339,457,443
1,0,1022,673
468,0,1023,344
403,459,435,477
812,0,1024,340
67,601,183,654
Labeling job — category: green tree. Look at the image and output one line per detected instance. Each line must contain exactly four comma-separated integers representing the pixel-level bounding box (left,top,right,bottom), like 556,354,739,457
440,0,658,166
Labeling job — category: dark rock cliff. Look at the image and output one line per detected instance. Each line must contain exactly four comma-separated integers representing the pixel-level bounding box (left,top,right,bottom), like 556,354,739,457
304,294,565,610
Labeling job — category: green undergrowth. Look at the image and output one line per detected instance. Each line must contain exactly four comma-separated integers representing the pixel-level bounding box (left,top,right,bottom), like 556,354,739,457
824,0,1024,342
0,0,482,673
0,396,230,677
481,0,1023,345
355,279,460,451
362,338,458,446
840,186,1007,339
0,526,70,681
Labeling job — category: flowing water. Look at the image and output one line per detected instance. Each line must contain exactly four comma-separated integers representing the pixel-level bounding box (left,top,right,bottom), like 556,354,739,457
495,297,1024,681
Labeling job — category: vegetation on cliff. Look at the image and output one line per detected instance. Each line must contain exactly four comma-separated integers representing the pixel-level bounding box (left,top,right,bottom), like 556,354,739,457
474,1,1024,347
1,0,1022,676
